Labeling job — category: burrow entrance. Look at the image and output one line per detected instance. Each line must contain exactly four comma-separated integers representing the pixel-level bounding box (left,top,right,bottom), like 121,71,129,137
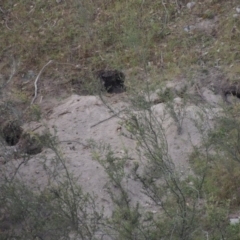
2,121,23,146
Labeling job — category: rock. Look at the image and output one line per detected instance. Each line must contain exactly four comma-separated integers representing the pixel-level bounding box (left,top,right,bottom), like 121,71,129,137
230,217,240,225
175,82,188,96
149,80,188,105
22,70,35,81
233,14,239,18
194,18,218,36
222,84,240,104
148,89,162,104
173,97,183,106
187,2,196,10
183,25,196,33
202,88,222,106
226,94,240,104
236,6,240,13
0,146,18,163
166,80,188,97
165,82,175,89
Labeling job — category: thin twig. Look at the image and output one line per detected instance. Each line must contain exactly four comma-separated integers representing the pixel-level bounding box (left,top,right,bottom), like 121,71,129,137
10,159,26,182
59,140,89,148
3,57,17,88
90,109,126,128
31,60,53,105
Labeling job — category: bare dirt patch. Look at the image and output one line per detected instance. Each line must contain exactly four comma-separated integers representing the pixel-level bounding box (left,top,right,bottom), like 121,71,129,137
1,76,231,216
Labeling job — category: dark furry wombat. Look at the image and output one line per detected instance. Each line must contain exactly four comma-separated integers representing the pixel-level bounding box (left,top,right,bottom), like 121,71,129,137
97,70,125,93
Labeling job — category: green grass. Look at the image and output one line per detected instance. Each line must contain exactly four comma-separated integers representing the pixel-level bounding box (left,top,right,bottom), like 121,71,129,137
1,0,240,96
1,1,240,238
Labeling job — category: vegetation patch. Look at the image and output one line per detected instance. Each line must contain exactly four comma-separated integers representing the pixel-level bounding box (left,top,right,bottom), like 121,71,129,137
1,0,240,239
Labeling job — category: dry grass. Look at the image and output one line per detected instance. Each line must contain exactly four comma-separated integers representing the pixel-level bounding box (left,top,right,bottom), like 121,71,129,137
1,1,240,238
1,1,240,82
0,0,239,120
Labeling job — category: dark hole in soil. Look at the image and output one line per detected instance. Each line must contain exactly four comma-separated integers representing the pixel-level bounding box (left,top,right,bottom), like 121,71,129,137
2,121,23,146
225,89,240,99
97,70,126,93
223,84,240,104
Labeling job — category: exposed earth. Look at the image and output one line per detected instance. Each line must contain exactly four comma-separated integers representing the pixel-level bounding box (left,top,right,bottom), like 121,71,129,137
1,70,239,218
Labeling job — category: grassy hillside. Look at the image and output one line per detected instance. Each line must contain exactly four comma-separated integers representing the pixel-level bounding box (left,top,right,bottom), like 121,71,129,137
1,1,240,239
0,0,240,100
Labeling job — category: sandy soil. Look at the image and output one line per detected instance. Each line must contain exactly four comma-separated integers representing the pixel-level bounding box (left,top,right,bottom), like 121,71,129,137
0,79,228,218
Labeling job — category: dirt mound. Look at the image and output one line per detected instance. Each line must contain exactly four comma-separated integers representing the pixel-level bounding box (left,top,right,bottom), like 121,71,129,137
1,78,237,216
